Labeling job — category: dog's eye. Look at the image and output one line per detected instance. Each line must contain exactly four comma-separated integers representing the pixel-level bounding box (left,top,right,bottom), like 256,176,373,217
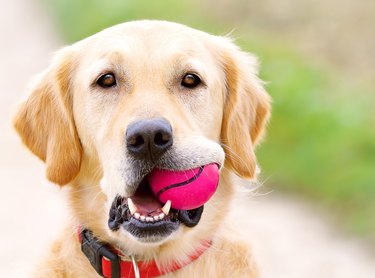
181,73,201,88
97,73,116,88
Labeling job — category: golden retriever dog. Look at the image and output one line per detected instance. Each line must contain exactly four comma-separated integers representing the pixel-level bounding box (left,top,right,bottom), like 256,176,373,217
14,20,270,277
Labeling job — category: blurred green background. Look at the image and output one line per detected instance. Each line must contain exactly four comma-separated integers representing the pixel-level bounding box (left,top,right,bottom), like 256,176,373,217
43,0,375,243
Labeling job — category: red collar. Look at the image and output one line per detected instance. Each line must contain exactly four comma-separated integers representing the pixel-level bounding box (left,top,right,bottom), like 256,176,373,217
78,227,211,278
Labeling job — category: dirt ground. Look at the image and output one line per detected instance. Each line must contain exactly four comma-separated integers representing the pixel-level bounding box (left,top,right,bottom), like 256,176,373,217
1,0,374,277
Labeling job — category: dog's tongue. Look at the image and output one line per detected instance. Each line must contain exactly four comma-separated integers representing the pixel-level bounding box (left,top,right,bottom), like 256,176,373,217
131,181,163,215
131,195,162,215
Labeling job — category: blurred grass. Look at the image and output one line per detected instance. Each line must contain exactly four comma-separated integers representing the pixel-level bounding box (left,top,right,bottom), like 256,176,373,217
250,41,375,237
43,0,226,43
44,0,375,241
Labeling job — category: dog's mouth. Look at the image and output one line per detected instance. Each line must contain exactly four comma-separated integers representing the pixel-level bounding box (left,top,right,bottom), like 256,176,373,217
108,178,204,242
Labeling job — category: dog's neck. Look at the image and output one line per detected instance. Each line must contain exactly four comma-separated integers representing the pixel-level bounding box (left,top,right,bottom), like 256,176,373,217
78,227,211,278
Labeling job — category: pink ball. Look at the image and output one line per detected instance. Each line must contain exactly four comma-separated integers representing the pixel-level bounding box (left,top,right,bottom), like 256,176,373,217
148,163,219,210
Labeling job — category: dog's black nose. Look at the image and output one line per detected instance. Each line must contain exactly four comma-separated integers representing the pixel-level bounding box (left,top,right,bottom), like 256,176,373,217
126,118,173,161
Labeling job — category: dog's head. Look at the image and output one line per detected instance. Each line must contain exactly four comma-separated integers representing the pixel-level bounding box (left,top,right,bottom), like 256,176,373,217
14,21,270,258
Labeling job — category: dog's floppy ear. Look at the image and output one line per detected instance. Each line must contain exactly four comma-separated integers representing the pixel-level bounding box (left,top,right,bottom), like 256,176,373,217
13,48,82,185
219,39,271,179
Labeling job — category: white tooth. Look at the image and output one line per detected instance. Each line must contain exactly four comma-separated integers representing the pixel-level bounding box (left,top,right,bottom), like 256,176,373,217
153,215,159,221
134,213,140,219
161,200,171,215
140,215,146,221
159,213,165,220
127,198,137,215
146,217,153,222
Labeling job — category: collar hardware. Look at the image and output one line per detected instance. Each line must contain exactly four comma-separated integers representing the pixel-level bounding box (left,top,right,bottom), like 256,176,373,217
131,256,140,278
80,228,121,278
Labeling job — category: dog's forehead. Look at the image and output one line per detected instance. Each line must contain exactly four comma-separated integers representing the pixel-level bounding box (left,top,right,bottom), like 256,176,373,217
78,21,212,63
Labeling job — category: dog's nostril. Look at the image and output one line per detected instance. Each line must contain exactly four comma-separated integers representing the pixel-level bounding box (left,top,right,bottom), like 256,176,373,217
154,132,170,146
129,135,145,148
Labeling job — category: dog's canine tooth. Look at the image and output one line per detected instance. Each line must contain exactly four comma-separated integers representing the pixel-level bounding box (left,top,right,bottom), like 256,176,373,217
162,200,171,215
127,198,137,215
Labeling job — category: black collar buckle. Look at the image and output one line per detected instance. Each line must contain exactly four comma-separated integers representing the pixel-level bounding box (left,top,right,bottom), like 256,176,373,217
80,228,120,278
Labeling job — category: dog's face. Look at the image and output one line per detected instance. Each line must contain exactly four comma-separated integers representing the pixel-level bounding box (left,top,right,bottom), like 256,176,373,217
14,21,270,256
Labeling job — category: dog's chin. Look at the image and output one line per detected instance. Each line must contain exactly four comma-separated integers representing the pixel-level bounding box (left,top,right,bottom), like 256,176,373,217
118,211,180,244
120,218,179,244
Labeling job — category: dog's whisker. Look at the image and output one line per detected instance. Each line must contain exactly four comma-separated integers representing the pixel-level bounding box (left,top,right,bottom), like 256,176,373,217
220,142,256,176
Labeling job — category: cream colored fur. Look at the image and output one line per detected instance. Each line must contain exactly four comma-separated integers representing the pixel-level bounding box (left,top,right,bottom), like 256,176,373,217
14,20,270,277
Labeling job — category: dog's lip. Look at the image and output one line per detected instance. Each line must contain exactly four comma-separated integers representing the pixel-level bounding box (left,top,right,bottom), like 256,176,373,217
108,194,204,234
120,216,180,242
120,206,203,241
